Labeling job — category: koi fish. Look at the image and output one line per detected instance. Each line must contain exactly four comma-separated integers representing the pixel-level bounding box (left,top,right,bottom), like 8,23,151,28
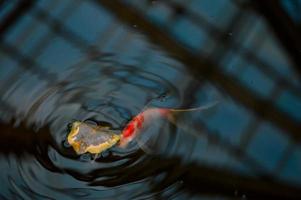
118,102,218,148
67,121,120,154
67,102,217,155
118,108,169,148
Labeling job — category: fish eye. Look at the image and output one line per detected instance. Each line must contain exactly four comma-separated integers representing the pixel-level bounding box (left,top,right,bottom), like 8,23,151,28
67,122,74,132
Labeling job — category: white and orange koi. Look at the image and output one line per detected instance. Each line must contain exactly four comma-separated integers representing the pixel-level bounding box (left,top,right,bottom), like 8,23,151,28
118,102,218,148
118,108,169,148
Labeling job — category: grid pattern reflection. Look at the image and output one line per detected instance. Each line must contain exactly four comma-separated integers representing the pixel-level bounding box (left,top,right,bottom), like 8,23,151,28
0,0,301,199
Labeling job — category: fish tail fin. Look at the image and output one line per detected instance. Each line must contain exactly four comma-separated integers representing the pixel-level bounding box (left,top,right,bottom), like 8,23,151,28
165,101,219,125
168,101,219,112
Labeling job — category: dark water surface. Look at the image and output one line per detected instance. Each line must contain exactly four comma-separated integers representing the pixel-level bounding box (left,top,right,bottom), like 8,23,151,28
0,54,225,199
1,0,301,199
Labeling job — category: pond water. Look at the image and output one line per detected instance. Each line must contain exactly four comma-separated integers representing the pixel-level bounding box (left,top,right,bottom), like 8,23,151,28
1,0,301,199
0,53,227,199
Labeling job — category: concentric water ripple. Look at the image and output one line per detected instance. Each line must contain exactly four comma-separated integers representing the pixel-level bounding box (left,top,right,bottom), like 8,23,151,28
0,56,220,199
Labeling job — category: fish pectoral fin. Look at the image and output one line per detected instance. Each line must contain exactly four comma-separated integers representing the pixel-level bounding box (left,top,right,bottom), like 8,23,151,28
92,153,99,162
137,139,154,154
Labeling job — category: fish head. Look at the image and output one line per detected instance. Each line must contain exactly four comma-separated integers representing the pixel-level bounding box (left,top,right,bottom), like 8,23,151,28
67,121,121,154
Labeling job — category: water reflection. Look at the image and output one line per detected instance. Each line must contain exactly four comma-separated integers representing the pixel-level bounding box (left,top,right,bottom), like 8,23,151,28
0,54,222,199
1,0,301,199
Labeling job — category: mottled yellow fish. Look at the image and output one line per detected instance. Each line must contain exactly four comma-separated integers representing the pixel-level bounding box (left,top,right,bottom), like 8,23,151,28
67,121,120,154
